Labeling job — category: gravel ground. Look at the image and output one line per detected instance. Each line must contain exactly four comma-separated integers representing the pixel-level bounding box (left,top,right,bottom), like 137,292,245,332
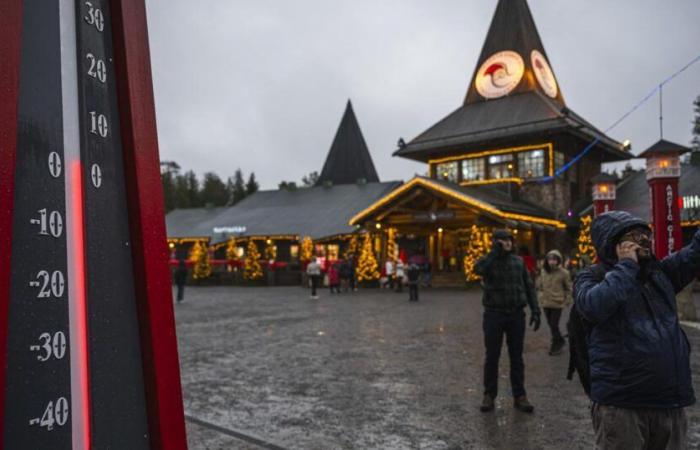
175,286,700,449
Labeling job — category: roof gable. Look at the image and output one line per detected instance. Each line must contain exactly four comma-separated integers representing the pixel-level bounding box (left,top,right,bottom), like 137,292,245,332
464,0,565,106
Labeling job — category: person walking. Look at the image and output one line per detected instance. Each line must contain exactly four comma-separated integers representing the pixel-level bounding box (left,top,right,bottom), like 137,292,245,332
328,261,341,294
306,257,322,299
339,258,351,292
574,211,700,449
407,262,421,302
384,259,395,290
395,259,405,293
174,259,188,303
475,229,541,413
422,261,432,287
536,249,572,356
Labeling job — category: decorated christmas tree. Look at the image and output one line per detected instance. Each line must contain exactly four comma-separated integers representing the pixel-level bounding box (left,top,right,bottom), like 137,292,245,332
300,236,314,263
264,240,277,262
226,237,239,272
386,228,397,262
463,225,492,282
344,234,359,259
575,215,596,263
356,233,380,282
244,240,263,280
192,240,212,280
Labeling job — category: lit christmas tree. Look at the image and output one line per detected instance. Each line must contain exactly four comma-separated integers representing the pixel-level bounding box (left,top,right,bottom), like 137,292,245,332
264,239,277,261
344,234,359,259
386,228,397,262
463,225,492,282
300,236,314,263
356,233,380,282
192,240,212,280
244,239,263,280
226,237,239,272
575,215,596,263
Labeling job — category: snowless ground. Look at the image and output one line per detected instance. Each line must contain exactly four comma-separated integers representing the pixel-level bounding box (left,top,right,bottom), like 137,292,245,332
176,286,700,449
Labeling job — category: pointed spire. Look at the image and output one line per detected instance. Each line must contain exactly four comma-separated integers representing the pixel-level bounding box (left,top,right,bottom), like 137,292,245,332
317,100,380,186
464,0,565,106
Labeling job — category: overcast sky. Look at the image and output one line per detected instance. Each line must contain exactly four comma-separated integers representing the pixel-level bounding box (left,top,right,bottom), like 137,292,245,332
145,0,700,189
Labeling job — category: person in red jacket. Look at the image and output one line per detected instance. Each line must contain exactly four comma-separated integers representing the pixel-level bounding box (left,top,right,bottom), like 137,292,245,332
328,261,341,294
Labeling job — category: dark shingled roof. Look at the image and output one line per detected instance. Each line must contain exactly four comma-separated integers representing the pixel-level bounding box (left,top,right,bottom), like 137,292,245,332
393,0,627,162
601,163,700,222
637,139,691,158
165,207,228,239
317,100,379,185
166,181,402,243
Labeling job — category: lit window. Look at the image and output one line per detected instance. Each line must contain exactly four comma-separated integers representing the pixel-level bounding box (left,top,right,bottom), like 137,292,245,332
488,154,514,179
290,245,299,260
517,150,544,178
436,161,459,183
462,158,485,181
327,245,339,260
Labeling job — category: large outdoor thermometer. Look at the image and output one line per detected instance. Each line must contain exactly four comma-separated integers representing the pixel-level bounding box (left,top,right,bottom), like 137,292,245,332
0,1,187,449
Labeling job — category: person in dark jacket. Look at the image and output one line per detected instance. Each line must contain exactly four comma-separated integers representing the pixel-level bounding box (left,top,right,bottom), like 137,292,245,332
475,229,541,413
574,211,700,449
406,263,421,301
174,259,188,303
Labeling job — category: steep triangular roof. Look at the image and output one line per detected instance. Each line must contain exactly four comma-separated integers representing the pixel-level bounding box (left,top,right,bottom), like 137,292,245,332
317,100,379,186
464,0,565,106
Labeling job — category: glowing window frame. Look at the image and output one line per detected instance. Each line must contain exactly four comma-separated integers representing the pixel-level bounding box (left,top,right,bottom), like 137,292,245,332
428,142,555,182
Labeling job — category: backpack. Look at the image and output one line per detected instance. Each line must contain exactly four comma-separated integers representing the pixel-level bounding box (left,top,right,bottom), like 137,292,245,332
566,264,606,396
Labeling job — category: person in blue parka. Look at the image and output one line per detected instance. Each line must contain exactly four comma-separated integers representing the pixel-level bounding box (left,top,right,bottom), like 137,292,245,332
574,211,700,449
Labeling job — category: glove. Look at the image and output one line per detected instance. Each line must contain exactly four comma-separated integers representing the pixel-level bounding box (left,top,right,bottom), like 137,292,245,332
529,310,541,331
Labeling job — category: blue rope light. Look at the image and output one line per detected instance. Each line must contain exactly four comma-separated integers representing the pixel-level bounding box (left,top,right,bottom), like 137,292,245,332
541,53,700,183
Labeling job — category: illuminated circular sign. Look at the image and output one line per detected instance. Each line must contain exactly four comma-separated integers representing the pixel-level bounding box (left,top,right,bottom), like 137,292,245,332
530,50,558,98
475,50,524,99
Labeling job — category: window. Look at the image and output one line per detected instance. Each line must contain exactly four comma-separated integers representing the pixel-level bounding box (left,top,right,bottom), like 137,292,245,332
436,161,459,183
517,150,545,178
462,158,485,181
488,154,514,179
290,245,299,260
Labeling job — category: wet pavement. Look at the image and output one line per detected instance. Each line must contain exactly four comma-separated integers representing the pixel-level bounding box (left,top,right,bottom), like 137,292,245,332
176,286,700,449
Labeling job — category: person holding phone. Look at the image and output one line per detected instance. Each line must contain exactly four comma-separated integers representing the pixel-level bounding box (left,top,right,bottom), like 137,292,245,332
574,211,700,449
475,229,541,413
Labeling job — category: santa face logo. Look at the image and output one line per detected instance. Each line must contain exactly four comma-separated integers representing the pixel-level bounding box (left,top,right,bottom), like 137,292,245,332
475,51,524,99
531,50,558,98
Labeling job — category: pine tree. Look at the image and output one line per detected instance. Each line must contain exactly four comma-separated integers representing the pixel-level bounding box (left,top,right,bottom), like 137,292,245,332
183,170,201,208
463,225,492,282
226,237,239,271
264,240,277,261
244,240,263,280
300,236,314,263
301,171,320,187
191,240,211,280
344,234,359,259
246,172,259,196
356,233,380,282
200,172,229,206
575,215,596,263
229,169,247,205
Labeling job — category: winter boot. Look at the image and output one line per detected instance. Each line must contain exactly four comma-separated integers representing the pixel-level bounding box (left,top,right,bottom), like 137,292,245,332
514,396,534,413
480,394,495,412
551,337,566,355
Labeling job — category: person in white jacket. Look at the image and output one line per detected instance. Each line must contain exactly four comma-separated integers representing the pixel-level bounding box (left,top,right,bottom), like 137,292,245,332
395,259,405,293
384,259,395,290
